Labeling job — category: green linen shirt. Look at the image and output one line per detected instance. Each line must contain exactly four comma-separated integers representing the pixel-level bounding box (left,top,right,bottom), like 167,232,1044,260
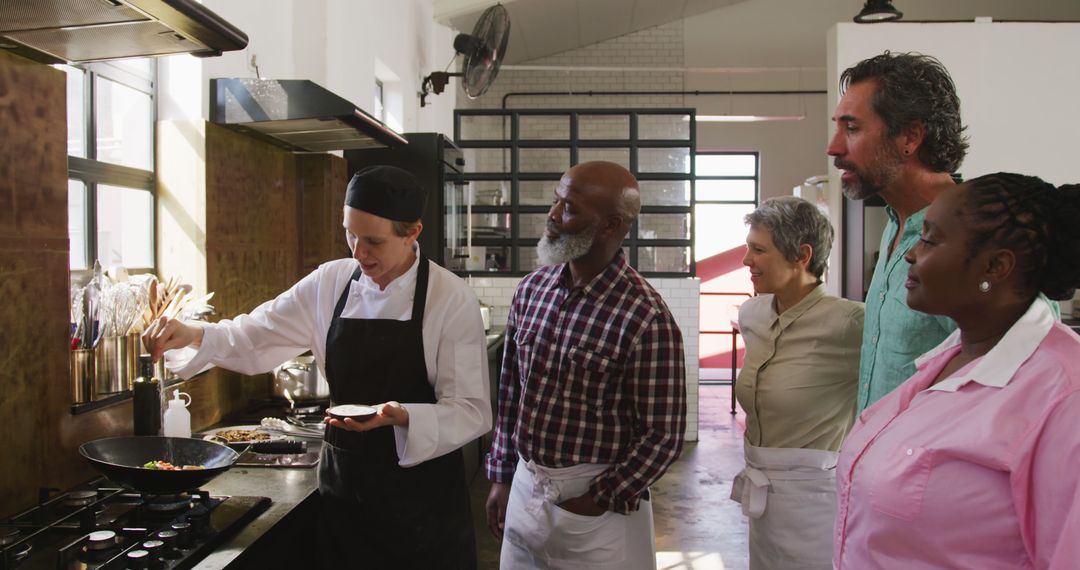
858,205,955,412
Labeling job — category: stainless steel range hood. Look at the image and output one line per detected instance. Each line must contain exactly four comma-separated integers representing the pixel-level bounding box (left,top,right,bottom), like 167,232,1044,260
0,0,247,64
210,78,408,152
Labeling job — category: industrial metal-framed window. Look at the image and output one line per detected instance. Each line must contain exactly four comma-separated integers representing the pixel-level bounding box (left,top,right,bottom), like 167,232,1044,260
59,59,157,275
453,108,696,277
695,151,759,391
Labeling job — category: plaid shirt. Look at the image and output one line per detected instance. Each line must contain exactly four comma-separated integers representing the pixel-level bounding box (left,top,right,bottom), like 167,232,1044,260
485,251,687,514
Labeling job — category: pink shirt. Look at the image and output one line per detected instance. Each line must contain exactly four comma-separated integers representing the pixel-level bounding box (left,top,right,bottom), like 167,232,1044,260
835,298,1080,569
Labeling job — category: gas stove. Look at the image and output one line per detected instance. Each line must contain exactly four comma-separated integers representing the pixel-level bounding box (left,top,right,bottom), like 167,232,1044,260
0,479,270,569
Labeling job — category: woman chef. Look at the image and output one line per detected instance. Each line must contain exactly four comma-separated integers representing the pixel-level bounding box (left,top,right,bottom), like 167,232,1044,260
142,165,490,569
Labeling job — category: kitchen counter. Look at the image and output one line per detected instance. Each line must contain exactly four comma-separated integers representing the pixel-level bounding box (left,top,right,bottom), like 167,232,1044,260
194,438,323,569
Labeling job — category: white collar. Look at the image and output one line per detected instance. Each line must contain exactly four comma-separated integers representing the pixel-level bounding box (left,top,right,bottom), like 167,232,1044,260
354,243,421,295
917,297,1055,392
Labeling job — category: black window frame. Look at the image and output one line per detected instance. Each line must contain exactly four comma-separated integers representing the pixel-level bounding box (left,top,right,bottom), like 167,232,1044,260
453,108,697,277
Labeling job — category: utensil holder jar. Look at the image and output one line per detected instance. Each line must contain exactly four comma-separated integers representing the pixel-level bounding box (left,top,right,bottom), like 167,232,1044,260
94,334,140,395
70,348,95,403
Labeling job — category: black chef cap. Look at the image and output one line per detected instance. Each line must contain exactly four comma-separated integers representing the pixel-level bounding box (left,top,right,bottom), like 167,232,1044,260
345,165,426,222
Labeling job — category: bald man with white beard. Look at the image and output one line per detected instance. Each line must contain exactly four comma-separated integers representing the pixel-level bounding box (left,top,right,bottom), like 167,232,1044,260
484,161,687,569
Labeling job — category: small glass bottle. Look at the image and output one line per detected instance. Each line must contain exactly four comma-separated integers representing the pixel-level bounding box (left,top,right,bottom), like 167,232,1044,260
131,356,161,436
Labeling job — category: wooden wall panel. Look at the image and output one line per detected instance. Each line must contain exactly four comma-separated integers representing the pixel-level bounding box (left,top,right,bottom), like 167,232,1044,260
298,153,348,276
0,51,115,516
201,124,301,423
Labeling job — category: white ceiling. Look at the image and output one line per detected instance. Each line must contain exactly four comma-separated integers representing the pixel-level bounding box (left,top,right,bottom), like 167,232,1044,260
440,0,749,64
436,0,1080,68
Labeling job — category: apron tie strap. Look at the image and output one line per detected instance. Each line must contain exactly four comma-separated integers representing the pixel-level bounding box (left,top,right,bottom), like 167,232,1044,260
731,466,771,518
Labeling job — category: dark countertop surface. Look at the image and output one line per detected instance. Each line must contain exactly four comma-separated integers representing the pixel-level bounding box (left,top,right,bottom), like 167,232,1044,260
193,429,322,569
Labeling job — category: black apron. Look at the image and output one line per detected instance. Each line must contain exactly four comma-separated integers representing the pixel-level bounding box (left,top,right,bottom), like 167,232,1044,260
317,255,476,569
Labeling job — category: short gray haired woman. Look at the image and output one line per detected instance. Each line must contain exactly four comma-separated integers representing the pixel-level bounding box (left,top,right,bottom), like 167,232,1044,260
730,196,864,569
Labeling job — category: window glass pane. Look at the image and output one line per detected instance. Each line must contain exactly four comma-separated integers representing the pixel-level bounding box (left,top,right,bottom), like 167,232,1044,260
469,180,509,206
638,147,690,173
578,148,629,170
697,179,756,202
107,58,153,79
520,115,569,140
694,203,755,262
459,115,511,141
96,185,153,268
518,213,548,239
463,148,511,173
95,76,152,170
471,212,512,239
519,247,541,272
579,115,629,140
519,180,556,205
639,180,690,206
374,80,385,122
638,213,690,240
68,180,87,270
638,246,690,273
519,148,569,173
696,154,756,177
639,114,691,140
60,65,86,158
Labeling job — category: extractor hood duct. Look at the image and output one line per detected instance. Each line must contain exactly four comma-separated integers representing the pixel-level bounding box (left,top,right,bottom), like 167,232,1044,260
0,0,247,64
210,78,408,152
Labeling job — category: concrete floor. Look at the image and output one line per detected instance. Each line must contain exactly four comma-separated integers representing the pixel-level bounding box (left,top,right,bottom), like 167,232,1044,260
470,385,750,569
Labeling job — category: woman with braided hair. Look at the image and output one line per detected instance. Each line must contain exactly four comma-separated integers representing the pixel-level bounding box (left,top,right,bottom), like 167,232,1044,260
833,172,1080,569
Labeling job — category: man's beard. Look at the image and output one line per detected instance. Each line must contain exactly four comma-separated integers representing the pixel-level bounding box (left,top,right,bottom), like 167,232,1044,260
837,139,905,200
537,226,596,266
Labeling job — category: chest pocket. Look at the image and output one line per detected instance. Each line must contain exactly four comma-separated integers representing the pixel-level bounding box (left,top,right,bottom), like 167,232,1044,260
868,444,934,521
562,346,623,407
513,328,540,384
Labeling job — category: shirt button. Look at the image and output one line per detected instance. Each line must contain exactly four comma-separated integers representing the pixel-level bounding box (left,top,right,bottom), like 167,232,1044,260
879,292,885,300
906,448,913,456
871,335,878,343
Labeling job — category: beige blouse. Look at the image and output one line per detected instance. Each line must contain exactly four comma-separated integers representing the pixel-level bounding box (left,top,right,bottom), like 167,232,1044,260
735,285,864,451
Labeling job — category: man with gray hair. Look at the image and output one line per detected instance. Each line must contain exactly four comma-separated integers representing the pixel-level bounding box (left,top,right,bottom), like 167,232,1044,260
827,52,964,411
485,161,687,569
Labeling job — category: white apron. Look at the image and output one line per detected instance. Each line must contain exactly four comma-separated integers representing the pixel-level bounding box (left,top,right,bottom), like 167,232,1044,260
730,444,839,570
501,460,656,570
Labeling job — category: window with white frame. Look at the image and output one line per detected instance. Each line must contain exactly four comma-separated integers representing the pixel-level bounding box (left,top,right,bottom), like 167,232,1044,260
60,59,156,273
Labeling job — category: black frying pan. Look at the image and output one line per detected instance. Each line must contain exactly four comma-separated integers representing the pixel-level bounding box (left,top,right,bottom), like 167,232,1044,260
79,436,240,495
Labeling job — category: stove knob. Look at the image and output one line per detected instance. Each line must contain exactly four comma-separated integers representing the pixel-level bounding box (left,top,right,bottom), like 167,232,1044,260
155,529,180,558
126,548,150,569
187,509,210,536
170,521,192,548
142,539,165,564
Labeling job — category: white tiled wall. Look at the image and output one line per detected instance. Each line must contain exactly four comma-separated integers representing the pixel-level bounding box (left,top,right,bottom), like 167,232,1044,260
470,275,701,442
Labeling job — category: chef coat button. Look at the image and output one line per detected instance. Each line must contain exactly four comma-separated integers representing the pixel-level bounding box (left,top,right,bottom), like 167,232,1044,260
906,448,913,456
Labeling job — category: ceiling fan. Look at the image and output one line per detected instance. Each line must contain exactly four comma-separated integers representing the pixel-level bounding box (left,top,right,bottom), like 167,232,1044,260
421,3,510,107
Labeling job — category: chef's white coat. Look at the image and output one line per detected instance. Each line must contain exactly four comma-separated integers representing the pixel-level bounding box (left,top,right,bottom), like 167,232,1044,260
165,254,491,467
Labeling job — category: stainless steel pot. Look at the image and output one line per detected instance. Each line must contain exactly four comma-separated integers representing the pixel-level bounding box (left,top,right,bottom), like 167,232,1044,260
272,355,329,402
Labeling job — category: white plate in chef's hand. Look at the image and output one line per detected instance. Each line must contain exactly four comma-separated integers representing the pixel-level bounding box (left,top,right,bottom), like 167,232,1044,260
202,425,283,445
327,404,377,422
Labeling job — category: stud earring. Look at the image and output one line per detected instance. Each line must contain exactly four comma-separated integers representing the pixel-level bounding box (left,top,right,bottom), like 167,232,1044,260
979,281,991,293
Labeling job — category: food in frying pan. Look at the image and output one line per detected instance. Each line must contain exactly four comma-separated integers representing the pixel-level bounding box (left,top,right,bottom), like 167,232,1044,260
214,429,271,443
142,460,205,471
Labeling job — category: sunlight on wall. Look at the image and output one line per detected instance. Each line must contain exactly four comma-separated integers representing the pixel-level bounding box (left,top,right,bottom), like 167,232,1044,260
657,551,727,570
